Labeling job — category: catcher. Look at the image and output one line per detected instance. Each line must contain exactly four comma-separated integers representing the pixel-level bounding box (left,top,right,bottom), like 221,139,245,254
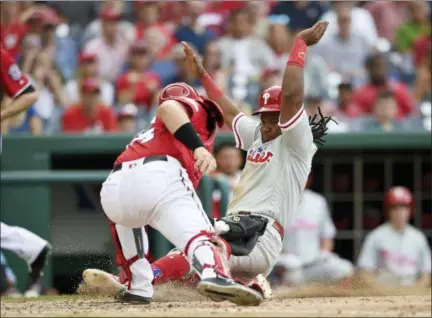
83,21,331,299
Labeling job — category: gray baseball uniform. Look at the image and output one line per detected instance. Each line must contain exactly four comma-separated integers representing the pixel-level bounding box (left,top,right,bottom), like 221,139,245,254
357,223,432,286
227,107,317,280
277,189,353,285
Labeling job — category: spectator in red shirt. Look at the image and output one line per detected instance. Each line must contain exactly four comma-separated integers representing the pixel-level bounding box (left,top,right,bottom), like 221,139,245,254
62,78,118,134
116,40,161,121
134,1,175,60
352,53,415,119
334,82,363,118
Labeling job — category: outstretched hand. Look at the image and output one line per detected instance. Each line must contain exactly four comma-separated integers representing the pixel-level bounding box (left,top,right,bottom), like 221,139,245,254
297,21,329,46
181,41,206,78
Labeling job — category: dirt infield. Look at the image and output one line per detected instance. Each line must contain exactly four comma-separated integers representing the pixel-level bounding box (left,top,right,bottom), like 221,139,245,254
1,285,431,317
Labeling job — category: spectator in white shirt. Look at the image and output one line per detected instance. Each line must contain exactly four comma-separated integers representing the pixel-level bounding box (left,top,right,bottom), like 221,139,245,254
266,15,329,98
313,7,373,87
320,1,378,47
217,8,275,79
64,51,114,107
84,7,130,83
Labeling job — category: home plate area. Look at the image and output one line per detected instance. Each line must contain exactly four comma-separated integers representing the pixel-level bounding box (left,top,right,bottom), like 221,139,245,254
1,285,431,317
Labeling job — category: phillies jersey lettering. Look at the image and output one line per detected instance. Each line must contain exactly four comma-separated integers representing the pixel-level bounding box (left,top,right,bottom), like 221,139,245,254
246,146,273,164
1,46,31,99
115,97,215,189
229,109,317,227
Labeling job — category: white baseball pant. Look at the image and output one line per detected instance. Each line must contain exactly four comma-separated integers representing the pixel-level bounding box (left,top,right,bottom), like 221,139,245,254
229,218,283,281
0,222,48,266
100,156,222,299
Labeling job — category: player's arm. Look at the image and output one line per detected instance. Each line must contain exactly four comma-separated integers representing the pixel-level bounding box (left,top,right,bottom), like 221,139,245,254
157,100,216,175
1,85,38,121
181,41,239,127
278,22,328,154
182,42,260,150
416,235,432,288
0,48,39,122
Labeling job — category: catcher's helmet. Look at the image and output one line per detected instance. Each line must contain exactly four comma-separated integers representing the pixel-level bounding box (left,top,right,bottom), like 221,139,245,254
384,186,414,216
158,82,201,104
252,86,281,115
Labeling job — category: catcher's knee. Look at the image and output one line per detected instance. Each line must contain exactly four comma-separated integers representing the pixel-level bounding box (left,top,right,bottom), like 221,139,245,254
184,231,231,259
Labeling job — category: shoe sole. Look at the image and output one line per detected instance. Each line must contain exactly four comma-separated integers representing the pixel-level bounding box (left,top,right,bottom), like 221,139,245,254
115,294,152,305
255,274,272,300
197,281,263,306
82,269,125,296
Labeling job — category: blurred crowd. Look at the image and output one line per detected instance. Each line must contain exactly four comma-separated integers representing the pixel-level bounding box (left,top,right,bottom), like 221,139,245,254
1,0,431,136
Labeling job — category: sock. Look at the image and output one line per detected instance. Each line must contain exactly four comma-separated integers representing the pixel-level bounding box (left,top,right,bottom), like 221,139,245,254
151,253,191,285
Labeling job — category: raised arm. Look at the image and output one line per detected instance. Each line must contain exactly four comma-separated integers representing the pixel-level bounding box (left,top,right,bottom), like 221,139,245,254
279,22,328,124
182,42,240,127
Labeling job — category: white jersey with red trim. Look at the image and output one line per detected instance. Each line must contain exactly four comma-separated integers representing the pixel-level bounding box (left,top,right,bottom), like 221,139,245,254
228,107,317,227
357,223,431,286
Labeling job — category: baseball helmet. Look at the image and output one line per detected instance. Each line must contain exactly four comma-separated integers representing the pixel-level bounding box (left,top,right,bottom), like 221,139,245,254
384,186,414,216
158,82,201,104
252,86,281,115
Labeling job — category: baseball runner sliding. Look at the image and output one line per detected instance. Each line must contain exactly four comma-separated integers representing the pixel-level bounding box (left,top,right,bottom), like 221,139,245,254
96,81,263,305
83,21,332,303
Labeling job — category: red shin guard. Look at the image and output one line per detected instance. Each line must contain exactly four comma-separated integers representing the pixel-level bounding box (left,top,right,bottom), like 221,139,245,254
109,221,138,289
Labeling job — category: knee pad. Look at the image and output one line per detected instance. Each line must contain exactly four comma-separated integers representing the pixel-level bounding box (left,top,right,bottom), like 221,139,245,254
184,231,231,278
184,231,231,259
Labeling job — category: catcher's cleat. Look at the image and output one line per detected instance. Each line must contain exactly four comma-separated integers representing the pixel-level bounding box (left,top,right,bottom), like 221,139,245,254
2,287,23,298
25,244,51,294
197,276,263,306
82,268,125,296
115,289,152,305
251,274,272,300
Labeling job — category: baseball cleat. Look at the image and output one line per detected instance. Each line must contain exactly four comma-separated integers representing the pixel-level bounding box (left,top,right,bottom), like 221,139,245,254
25,244,51,293
197,277,263,306
254,274,272,300
115,289,152,305
82,268,125,296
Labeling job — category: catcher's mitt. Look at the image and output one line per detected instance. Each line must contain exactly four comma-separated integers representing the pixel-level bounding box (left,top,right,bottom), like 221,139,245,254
218,212,268,256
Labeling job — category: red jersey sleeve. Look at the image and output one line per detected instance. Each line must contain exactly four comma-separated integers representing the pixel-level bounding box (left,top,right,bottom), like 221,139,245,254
1,47,31,98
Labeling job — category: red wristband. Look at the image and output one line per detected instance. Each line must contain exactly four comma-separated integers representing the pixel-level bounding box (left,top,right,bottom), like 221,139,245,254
287,37,307,69
200,72,224,100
